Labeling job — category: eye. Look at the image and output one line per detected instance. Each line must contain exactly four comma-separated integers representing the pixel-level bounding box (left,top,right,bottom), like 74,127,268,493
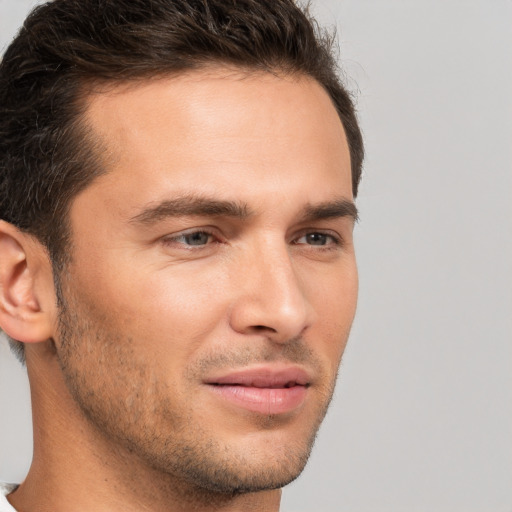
295,232,340,247
163,229,217,248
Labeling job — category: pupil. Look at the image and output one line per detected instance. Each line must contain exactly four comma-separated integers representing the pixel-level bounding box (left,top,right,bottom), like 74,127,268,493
186,232,209,245
307,233,326,245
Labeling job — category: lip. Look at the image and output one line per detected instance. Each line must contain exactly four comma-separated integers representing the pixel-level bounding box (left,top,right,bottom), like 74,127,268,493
204,366,311,415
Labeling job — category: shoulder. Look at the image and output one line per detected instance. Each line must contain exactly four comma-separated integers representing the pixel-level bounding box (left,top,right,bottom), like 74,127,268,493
0,483,18,512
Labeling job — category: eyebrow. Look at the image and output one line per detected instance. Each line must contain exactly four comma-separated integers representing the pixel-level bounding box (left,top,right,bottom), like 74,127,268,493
129,195,358,226
300,198,359,223
129,195,252,225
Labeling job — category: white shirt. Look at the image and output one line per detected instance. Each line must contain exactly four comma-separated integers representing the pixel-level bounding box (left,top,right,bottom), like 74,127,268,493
0,483,17,512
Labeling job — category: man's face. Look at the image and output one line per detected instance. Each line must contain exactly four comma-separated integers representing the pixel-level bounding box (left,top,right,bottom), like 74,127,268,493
55,69,358,494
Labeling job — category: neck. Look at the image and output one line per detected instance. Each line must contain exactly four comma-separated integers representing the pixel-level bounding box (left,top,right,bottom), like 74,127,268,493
9,345,281,512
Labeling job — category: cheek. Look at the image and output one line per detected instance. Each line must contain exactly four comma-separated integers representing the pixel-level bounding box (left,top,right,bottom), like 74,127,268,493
81,260,233,359
307,256,358,316
308,262,358,363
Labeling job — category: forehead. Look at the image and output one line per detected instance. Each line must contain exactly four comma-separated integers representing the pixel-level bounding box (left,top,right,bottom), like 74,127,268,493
79,68,352,211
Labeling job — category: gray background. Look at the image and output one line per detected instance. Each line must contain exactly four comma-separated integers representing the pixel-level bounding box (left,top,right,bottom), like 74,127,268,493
1,1,511,511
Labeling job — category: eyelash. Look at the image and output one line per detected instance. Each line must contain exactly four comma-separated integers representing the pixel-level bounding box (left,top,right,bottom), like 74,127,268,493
161,228,343,251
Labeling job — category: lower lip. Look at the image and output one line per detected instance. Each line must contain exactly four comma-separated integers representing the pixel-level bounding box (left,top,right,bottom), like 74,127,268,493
206,384,308,415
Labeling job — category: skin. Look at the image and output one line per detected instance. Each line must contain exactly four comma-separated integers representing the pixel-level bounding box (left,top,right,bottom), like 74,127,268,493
0,68,357,512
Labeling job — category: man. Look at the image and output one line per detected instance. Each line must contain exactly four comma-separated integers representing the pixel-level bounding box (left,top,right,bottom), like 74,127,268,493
0,0,363,510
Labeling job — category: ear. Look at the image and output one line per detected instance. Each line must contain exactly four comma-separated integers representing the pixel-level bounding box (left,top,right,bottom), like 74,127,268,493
0,220,56,343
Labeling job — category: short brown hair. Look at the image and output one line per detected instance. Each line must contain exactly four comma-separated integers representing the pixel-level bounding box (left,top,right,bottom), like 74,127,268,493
0,0,364,361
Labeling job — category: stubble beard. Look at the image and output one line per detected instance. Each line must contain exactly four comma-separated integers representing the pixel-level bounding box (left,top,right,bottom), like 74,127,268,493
54,282,338,500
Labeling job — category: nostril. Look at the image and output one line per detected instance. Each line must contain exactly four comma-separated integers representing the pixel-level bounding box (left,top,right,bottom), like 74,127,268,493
253,325,277,333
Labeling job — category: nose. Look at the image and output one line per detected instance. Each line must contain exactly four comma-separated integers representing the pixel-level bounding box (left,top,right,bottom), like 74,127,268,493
229,240,314,343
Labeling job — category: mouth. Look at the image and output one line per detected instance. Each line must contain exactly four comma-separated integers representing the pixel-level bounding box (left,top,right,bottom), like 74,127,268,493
204,366,311,415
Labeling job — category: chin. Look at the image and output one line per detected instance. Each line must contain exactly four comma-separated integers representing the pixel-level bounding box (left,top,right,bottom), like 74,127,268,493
130,416,319,496
174,441,313,495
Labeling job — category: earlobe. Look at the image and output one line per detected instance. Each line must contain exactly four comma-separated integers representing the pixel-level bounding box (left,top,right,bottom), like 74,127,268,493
0,220,55,343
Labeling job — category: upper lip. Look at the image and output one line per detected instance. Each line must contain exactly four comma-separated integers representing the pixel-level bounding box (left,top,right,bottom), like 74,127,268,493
204,365,311,388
